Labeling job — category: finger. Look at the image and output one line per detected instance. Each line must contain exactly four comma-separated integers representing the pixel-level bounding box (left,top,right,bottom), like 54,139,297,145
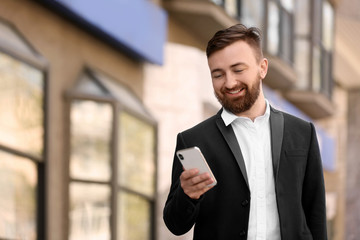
182,174,213,194
180,168,199,180
185,180,215,199
191,175,214,189
188,172,212,186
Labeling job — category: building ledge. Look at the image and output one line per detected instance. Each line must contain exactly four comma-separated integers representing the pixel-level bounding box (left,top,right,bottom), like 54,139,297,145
284,90,334,119
265,55,297,90
164,0,238,43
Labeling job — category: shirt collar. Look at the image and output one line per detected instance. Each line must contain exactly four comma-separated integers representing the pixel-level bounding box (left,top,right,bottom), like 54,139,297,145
221,99,271,126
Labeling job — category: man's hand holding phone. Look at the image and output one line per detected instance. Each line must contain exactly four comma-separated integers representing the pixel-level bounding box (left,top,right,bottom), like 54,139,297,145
180,168,215,200
176,147,217,200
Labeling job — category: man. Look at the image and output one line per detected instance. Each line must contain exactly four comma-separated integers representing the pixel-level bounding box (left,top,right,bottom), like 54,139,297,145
163,24,327,239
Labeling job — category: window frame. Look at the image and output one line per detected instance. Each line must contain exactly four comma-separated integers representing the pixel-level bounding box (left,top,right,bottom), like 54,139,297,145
264,0,295,65
293,0,334,97
239,0,265,30
65,68,157,240
0,18,47,240
311,0,334,98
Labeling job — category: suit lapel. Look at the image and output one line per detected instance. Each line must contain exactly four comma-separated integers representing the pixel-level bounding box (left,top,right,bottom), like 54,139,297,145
215,106,284,187
215,114,249,189
269,107,284,183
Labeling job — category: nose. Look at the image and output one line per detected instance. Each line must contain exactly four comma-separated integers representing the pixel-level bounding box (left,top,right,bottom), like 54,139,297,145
224,72,238,89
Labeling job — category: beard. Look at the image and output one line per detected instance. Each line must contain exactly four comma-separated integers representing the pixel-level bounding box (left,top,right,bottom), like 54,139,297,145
215,74,261,115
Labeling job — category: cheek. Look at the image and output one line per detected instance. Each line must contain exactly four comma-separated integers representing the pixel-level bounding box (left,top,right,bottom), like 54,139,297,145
246,70,260,83
212,80,222,91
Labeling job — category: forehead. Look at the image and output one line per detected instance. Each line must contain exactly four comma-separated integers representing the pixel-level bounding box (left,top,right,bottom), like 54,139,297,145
207,40,258,69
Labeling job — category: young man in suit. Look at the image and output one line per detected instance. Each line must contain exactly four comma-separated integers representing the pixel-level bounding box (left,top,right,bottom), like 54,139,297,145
163,24,327,240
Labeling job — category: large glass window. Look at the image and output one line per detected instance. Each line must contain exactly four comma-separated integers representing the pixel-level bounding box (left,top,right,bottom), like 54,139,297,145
0,20,46,240
69,182,111,240
294,0,334,98
70,100,112,182
68,99,113,240
295,39,311,89
0,151,38,240
266,0,294,64
0,52,44,157
117,191,152,240
312,46,322,92
241,0,264,30
319,0,334,98
267,1,280,55
67,70,156,240
211,0,264,31
117,112,155,240
211,0,224,6
118,112,155,196
322,2,334,51
294,0,311,89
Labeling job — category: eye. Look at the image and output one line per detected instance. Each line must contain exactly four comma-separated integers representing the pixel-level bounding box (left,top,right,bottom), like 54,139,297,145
212,73,223,79
234,69,244,73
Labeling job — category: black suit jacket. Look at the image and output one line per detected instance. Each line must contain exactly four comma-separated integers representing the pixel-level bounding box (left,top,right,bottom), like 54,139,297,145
163,107,327,240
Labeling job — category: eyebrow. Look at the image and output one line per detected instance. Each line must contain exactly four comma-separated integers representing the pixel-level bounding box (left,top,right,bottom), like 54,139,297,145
230,62,247,68
211,62,247,74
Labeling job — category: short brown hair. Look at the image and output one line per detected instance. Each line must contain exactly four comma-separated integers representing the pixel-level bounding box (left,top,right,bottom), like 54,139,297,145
206,24,263,61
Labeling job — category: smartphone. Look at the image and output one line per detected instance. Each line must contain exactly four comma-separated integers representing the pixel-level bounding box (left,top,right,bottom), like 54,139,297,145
176,147,217,187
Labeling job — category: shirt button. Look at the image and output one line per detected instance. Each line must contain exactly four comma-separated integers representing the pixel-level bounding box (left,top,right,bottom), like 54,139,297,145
240,230,246,237
241,199,249,207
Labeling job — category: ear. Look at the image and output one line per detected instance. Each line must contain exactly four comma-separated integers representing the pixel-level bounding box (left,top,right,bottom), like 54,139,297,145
259,58,268,79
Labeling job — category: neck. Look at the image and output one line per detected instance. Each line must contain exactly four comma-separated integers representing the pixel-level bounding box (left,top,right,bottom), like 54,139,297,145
236,93,266,121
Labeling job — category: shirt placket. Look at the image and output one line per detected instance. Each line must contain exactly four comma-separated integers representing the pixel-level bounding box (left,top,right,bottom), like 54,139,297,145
255,123,266,240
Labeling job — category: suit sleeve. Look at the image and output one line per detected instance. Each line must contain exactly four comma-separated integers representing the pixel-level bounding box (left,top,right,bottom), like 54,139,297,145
163,133,202,236
302,123,328,239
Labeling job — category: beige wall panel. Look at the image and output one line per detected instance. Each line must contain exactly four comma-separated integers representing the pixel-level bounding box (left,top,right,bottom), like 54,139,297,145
317,86,347,240
167,17,205,51
0,1,145,240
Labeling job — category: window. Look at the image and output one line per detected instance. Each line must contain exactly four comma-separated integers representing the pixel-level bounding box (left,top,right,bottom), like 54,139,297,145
69,99,113,240
267,1,280,55
211,0,225,8
294,0,334,98
117,113,155,239
0,51,44,157
294,0,311,89
67,69,156,240
266,0,294,64
0,19,46,240
240,0,265,30
224,0,240,18
211,0,264,30
211,0,239,17
319,0,334,98
0,151,38,240
70,100,112,182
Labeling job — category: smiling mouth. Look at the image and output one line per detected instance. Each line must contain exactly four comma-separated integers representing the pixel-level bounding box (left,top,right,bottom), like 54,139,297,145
227,87,245,95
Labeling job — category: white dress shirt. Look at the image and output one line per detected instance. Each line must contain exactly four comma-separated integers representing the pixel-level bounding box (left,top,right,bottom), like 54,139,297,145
221,100,281,240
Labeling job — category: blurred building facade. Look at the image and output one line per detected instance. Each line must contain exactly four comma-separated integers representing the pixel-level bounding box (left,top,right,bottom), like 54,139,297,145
335,0,360,239
0,0,358,240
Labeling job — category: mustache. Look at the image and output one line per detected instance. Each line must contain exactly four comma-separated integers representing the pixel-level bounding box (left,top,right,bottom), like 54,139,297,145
220,83,248,93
